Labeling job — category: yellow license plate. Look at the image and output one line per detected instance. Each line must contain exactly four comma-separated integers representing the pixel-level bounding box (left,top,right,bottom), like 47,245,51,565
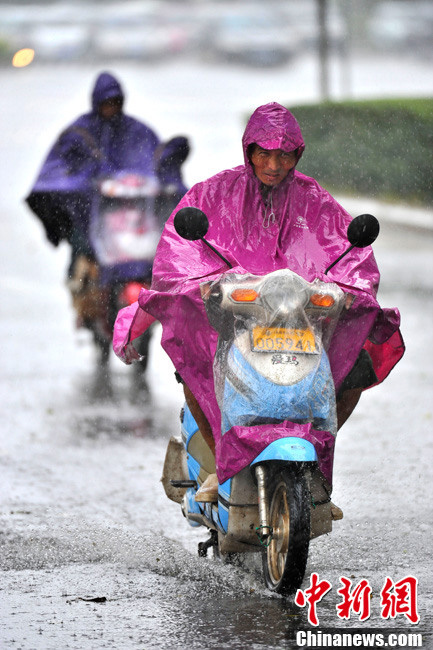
251,327,318,354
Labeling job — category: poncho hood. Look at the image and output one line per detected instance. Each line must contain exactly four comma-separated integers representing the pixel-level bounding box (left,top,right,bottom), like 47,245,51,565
91,72,124,113
242,102,305,167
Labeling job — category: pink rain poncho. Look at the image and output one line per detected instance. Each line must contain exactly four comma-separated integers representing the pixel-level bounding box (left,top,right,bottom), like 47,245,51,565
113,102,404,484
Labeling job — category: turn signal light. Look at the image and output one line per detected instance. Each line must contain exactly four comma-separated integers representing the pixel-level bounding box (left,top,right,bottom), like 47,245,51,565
309,293,335,308
230,288,259,302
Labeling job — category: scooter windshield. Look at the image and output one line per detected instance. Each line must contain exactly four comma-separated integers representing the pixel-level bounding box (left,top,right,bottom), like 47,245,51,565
90,174,160,267
202,270,345,437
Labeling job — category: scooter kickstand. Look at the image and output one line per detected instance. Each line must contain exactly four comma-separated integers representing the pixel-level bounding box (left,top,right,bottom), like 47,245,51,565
198,530,218,557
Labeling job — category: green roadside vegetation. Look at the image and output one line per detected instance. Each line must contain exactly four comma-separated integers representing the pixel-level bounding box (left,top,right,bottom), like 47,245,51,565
289,98,433,205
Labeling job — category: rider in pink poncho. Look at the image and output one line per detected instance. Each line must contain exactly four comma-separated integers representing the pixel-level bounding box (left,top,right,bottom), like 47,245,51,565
113,102,404,488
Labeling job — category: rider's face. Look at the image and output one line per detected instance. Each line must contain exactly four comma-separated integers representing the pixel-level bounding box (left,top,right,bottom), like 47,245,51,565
99,97,123,120
250,145,297,186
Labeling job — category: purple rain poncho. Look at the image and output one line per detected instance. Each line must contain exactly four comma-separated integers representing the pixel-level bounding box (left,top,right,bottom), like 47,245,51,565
113,102,404,484
26,72,160,248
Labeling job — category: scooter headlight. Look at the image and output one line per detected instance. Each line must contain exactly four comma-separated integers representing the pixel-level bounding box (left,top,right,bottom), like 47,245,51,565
261,275,308,313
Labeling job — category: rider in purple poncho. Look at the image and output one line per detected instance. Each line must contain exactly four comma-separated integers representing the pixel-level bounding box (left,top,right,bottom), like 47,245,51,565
114,102,404,493
26,71,161,275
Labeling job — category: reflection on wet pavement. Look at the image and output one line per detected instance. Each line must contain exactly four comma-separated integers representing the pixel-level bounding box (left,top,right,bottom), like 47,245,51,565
73,414,156,440
67,361,171,441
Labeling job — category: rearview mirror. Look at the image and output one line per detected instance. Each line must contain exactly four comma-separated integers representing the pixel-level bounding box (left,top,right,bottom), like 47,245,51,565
173,206,233,269
325,213,380,275
174,207,209,241
347,213,380,248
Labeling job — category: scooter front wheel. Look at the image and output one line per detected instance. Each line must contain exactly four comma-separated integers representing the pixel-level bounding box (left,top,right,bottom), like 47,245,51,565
262,468,310,595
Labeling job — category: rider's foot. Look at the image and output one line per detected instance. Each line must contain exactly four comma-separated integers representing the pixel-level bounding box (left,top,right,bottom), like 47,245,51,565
331,502,344,520
195,473,218,503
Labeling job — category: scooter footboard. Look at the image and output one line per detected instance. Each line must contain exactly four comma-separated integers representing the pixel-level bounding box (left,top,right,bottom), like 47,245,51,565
218,467,262,554
307,465,333,539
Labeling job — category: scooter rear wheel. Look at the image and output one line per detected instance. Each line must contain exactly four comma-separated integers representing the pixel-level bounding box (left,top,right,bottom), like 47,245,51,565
262,468,310,595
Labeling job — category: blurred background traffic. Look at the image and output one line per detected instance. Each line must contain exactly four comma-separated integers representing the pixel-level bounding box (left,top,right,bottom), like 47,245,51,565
1,0,433,67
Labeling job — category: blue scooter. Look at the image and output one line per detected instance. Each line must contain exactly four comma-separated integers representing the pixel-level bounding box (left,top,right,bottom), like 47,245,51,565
161,208,379,595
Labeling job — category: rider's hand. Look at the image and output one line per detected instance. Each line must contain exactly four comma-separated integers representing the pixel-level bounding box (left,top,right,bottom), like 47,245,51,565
345,293,355,309
200,282,213,301
46,230,60,247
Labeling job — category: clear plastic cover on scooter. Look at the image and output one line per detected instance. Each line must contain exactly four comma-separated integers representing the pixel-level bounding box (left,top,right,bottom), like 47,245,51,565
202,269,345,438
90,172,161,267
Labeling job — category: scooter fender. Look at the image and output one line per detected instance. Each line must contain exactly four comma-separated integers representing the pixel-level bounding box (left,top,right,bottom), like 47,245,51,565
249,437,333,541
250,437,318,466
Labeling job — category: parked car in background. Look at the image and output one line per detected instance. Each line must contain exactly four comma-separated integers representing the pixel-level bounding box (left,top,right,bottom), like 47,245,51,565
155,3,204,58
93,18,177,61
367,0,433,55
90,0,203,61
204,6,295,67
91,0,174,61
28,22,90,61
